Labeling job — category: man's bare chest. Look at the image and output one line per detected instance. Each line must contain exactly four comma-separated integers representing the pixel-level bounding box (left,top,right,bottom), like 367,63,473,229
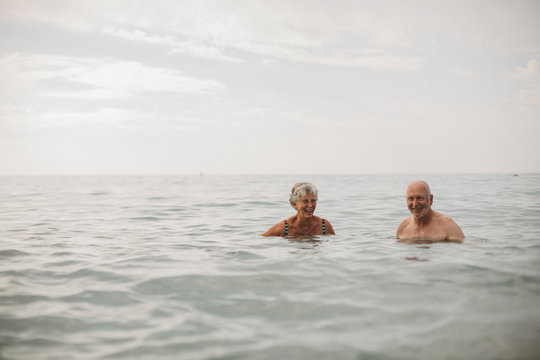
403,222,447,240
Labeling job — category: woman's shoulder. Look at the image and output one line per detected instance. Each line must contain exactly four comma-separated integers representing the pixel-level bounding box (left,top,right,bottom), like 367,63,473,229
260,219,287,237
320,217,336,235
317,216,332,224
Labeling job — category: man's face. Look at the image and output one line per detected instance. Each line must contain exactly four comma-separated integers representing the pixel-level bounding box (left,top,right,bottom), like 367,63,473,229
406,183,433,220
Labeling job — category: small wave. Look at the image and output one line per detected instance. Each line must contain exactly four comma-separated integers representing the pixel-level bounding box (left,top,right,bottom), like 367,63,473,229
0,294,50,306
115,255,177,265
0,335,66,351
66,268,131,283
60,290,140,306
225,250,266,260
194,202,239,208
133,273,295,296
0,249,30,258
0,314,134,335
243,201,279,206
147,196,168,201
45,259,81,267
163,207,187,212
128,216,161,221
201,346,377,360
90,191,108,196
50,251,75,256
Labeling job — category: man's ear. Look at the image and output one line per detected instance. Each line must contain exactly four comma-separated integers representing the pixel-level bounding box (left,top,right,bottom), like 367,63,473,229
430,194,434,205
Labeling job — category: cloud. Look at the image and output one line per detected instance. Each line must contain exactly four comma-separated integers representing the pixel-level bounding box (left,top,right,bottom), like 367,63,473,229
0,107,137,130
513,59,540,80
450,67,485,78
0,52,225,100
0,52,226,133
501,59,540,106
516,87,540,106
100,26,244,63
101,25,421,70
393,0,540,54
3,1,539,56
0,0,423,71
231,41,422,71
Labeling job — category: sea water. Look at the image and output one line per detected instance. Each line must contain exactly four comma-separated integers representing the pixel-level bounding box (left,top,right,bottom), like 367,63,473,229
1,174,539,359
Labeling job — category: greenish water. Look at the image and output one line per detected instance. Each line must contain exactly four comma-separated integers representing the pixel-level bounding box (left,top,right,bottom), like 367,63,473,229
1,174,539,359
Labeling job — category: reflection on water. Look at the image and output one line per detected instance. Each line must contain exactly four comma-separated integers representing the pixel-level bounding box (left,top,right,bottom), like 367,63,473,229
397,238,464,245
287,235,328,252
404,256,429,262
286,234,327,244
399,238,463,261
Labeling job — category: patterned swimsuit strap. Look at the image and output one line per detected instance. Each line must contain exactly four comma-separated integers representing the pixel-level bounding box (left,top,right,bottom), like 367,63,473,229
283,219,288,236
322,219,326,234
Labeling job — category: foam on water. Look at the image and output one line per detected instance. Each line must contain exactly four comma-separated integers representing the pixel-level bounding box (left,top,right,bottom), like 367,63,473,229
1,174,540,359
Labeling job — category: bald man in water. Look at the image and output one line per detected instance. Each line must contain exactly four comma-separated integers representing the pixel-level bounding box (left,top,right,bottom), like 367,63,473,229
396,180,465,241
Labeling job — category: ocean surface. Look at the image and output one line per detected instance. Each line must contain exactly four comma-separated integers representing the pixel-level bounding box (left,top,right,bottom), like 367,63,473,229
1,174,539,360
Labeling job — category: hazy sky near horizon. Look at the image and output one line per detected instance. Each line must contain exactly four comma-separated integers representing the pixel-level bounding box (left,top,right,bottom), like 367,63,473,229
1,0,539,175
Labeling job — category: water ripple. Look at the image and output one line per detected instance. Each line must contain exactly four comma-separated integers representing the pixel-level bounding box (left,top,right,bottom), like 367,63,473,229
1,174,539,359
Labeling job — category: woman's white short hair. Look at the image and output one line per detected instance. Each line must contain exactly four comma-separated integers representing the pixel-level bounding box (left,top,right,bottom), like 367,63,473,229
289,182,318,206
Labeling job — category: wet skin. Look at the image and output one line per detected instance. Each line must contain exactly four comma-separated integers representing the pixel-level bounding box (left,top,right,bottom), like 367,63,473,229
292,193,317,222
260,193,335,237
396,181,465,242
406,182,433,222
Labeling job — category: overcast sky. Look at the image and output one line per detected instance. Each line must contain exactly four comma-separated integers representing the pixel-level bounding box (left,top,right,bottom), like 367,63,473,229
1,0,539,175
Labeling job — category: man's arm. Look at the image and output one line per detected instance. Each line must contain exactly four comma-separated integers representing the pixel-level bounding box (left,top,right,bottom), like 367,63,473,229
395,218,409,239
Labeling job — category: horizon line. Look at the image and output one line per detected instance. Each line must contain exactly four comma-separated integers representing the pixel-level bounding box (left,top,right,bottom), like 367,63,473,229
0,172,534,177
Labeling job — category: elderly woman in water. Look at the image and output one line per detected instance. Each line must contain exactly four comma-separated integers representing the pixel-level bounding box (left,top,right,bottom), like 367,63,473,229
261,182,335,237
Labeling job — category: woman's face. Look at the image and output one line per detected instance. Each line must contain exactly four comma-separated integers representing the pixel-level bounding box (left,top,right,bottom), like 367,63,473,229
293,193,317,218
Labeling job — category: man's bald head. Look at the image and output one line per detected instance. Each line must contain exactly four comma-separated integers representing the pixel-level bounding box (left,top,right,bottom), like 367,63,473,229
406,180,431,197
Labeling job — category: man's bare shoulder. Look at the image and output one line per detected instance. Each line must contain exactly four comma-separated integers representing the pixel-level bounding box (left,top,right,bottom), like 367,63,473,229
434,211,465,240
434,211,459,226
